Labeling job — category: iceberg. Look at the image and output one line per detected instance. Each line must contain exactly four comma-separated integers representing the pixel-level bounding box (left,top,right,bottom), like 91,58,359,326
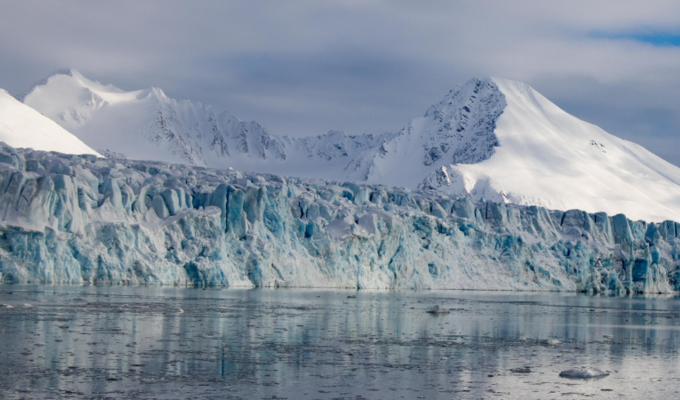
559,368,610,379
0,143,678,293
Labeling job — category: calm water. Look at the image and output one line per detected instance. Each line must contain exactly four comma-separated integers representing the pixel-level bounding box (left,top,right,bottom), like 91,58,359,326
0,286,679,399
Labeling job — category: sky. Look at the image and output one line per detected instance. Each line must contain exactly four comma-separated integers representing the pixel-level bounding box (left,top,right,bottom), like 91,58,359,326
2,1,680,164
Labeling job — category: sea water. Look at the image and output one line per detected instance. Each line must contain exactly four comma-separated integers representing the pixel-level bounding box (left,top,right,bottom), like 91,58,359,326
0,285,679,399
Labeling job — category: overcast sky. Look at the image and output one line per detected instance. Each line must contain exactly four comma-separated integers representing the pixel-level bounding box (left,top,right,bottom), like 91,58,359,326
3,1,680,164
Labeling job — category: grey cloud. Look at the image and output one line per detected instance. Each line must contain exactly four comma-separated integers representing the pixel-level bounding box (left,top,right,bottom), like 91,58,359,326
1,1,680,164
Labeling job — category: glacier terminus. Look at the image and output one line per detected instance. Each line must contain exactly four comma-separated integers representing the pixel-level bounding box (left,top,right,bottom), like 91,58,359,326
0,144,678,294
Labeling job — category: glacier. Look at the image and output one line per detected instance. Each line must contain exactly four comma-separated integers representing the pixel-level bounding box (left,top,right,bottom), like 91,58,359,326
0,144,678,293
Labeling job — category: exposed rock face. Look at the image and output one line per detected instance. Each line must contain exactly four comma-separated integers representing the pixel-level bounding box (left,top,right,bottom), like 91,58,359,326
0,144,678,293
421,78,505,166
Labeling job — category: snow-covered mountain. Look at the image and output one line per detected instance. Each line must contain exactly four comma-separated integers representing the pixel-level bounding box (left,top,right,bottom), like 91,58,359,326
21,70,680,222
21,70,397,179
0,88,99,156
418,78,680,224
21,69,271,166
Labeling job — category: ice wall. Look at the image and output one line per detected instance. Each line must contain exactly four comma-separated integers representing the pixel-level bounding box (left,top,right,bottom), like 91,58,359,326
0,144,678,293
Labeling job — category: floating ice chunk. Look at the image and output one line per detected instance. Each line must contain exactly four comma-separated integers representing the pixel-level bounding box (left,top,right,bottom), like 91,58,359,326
559,368,609,379
425,305,450,315
542,338,562,346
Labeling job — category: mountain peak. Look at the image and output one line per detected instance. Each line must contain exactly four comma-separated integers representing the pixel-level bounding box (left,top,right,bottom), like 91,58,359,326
424,77,497,118
15,69,73,102
135,86,167,100
52,68,78,78
24,68,85,91
416,76,506,167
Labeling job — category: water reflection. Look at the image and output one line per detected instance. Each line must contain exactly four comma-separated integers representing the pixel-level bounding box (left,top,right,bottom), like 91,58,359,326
0,286,679,399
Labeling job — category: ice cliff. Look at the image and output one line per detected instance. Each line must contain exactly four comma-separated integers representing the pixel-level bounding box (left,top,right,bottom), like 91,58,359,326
0,144,678,294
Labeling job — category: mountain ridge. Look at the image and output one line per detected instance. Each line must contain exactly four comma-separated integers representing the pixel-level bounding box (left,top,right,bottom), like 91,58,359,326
21,70,680,222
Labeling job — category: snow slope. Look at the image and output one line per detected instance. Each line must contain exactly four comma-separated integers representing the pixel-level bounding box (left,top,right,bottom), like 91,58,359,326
22,71,680,222
425,79,680,223
0,89,99,156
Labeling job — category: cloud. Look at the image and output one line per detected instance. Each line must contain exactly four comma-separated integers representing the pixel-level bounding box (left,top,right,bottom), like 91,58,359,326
1,1,680,164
